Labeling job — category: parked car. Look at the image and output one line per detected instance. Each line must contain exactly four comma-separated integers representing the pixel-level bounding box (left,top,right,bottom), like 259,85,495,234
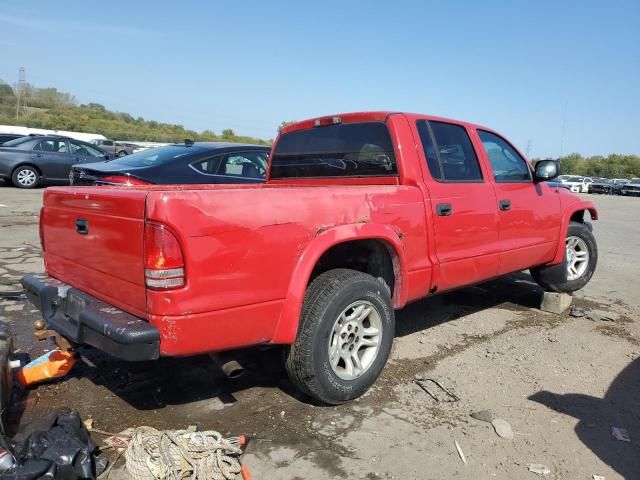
71,142,270,186
621,178,640,196
562,176,593,193
0,133,23,145
612,178,631,195
545,181,572,190
23,111,598,404
0,135,110,188
90,139,138,157
588,178,613,194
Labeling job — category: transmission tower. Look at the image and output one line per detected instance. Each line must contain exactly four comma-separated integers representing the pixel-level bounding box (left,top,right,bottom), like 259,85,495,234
15,67,28,119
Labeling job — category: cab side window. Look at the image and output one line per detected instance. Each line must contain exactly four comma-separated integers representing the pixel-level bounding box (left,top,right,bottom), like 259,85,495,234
417,120,483,182
478,130,531,182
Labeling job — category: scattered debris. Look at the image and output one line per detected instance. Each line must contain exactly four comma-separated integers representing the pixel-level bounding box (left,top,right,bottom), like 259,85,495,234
569,307,586,318
454,440,467,465
470,410,495,423
83,418,94,430
0,292,25,301
1,408,104,480
414,378,459,402
491,418,514,439
570,307,614,322
104,428,136,451
611,426,631,442
527,463,551,475
121,426,247,480
592,475,605,480
16,348,76,387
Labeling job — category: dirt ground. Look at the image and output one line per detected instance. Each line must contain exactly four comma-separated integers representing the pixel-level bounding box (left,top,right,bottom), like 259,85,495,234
1,183,639,480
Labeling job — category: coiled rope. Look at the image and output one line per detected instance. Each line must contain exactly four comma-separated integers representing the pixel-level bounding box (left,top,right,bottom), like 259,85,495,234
124,427,243,480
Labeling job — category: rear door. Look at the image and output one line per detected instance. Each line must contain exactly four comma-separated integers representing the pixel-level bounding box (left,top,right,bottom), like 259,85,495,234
413,119,501,292
475,130,561,274
31,139,73,181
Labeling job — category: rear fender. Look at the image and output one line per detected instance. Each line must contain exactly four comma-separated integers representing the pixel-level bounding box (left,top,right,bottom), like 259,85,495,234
270,223,407,344
550,200,598,264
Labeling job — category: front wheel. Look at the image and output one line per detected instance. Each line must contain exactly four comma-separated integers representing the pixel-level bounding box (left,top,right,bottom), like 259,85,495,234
117,150,128,157
285,269,395,404
531,221,597,293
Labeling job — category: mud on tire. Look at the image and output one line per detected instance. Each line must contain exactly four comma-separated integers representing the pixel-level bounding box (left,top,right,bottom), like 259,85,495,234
285,268,395,404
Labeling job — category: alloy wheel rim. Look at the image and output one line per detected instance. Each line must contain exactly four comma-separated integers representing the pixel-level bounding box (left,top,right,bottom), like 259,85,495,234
17,169,36,186
566,235,589,281
328,300,382,381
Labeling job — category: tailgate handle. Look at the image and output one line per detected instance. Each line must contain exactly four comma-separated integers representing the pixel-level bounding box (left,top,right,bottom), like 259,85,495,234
436,203,453,216
76,218,88,235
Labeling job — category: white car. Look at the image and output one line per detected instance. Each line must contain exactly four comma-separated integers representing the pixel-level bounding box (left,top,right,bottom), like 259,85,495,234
561,176,593,193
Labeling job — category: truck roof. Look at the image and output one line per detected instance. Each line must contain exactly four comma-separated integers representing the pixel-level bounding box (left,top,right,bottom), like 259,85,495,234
280,111,492,135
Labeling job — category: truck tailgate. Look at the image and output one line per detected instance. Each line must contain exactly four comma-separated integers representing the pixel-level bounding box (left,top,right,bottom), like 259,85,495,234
41,187,149,318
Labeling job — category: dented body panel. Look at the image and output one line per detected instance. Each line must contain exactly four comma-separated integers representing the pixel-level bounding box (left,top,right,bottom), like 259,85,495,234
34,111,597,358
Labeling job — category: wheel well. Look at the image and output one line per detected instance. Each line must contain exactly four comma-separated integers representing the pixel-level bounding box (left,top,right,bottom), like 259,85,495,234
570,209,596,224
310,240,396,297
12,163,42,176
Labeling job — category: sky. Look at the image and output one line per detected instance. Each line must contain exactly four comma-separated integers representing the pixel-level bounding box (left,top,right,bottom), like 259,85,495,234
1,0,639,158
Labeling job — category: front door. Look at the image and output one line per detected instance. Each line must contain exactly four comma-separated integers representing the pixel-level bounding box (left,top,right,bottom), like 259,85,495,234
475,130,562,275
31,139,73,182
413,119,501,292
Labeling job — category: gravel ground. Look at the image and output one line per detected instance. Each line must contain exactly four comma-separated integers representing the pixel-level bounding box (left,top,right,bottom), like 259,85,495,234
1,183,639,479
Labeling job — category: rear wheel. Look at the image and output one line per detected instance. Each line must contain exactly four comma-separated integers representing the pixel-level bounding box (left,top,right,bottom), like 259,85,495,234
11,165,40,189
117,150,127,157
531,221,597,293
285,269,394,404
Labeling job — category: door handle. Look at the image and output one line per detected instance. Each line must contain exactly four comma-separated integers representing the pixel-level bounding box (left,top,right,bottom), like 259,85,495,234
36,154,42,158
76,218,88,235
499,199,511,211
436,203,453,216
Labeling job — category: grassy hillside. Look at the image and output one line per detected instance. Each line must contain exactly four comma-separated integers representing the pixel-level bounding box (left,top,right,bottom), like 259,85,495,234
0,80,270,145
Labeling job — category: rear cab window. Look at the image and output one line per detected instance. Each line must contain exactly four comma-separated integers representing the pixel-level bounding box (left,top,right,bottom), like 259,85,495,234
271,122,397,179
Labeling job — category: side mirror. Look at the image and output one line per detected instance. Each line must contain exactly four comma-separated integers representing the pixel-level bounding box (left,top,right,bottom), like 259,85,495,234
534,160,559,182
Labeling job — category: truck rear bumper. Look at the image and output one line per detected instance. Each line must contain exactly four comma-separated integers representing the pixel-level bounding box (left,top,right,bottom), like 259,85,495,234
21,274,159,361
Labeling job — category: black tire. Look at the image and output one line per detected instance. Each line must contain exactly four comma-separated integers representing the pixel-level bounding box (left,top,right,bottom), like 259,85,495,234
285,268,395,404
117,150,128,157
11,165,40,189
531,221,597,293
0,322,14,424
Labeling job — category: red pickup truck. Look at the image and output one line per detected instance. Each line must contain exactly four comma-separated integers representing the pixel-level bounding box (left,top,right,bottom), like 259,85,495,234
23,112,598,404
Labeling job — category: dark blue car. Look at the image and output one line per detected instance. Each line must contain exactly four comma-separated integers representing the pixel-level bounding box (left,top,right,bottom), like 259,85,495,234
70,142,270,186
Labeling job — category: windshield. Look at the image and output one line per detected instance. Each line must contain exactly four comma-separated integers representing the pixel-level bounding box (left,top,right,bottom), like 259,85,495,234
630,179,640,184
1,136,32,147
103,145,204,167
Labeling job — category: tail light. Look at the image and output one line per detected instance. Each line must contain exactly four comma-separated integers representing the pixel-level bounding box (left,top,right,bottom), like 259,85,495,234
98,175,151,186
144,223,185,289
39,207,45,252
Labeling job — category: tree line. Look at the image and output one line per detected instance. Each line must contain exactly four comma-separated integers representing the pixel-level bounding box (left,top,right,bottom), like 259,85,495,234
0,79,270,145
533,153,640,179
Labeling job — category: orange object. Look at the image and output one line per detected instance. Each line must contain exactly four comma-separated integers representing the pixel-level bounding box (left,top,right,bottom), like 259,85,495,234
240,465,252,480
16,349,76,387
